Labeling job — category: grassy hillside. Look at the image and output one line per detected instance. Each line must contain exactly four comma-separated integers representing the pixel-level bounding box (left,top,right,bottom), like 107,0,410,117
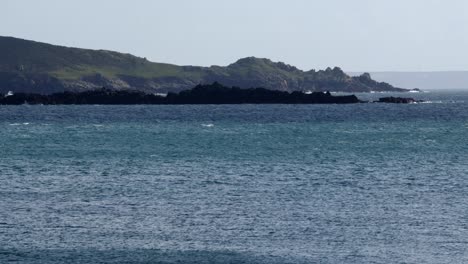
0,36,196,79
0,36,407,94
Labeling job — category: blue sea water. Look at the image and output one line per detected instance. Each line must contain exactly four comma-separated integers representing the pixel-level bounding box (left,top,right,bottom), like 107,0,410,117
1,91,468,263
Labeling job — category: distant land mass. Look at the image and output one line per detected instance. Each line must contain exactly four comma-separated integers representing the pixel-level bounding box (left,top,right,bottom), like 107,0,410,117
348,71,468,90
0,36,407,94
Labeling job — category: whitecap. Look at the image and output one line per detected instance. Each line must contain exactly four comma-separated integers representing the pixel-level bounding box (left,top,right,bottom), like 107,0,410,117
202,123,214,127
9,123,21,126
420,101,443,104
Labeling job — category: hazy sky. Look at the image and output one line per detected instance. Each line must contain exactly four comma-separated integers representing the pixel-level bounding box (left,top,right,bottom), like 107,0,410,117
3,0,468,71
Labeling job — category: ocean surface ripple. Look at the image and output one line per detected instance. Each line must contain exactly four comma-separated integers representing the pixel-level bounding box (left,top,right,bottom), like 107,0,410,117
1,91,468,263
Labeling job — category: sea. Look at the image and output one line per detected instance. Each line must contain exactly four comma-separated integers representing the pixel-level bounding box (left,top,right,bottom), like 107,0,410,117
1,90,467,264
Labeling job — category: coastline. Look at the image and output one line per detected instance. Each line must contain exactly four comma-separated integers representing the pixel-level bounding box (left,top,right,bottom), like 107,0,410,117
0,83,361,105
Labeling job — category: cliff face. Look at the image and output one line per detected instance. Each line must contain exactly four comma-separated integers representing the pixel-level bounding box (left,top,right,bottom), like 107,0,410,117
0,36,408,94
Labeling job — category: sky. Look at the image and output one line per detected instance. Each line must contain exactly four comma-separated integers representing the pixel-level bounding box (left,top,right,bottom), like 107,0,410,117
2,0,468,71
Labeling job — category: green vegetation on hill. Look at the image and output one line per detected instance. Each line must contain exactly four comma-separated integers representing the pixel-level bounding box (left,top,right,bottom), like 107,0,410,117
0,36,188,79
0,36,407,94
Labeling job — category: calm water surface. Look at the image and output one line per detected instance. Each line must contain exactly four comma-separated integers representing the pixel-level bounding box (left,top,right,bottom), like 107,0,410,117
1,91,468,263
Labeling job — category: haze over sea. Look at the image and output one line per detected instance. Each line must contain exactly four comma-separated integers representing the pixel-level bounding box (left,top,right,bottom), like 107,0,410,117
1,91,468,264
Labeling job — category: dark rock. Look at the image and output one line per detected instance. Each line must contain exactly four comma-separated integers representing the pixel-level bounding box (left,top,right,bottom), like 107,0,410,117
409,88,422,92
376,97,424,104
0,82,361,105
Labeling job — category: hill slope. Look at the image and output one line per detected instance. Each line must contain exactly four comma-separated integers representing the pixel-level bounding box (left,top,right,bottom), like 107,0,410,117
0,36,407,94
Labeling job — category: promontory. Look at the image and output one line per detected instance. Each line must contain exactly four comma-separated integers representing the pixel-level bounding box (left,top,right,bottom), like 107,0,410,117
0,36,408,94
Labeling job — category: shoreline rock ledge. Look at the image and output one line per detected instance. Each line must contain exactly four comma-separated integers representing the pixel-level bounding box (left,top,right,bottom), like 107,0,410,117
376,97,424,104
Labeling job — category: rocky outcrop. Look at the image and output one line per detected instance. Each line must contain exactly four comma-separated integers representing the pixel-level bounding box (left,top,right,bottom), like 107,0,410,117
376,97,424,104
0,82,361,105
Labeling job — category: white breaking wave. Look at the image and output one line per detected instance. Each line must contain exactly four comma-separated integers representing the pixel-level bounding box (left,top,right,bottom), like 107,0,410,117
9,123,30,126
202,123,214,127
419,100,444,104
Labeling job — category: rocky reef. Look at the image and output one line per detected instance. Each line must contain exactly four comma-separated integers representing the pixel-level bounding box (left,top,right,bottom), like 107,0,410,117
0,82,360,105
376,97,424,104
